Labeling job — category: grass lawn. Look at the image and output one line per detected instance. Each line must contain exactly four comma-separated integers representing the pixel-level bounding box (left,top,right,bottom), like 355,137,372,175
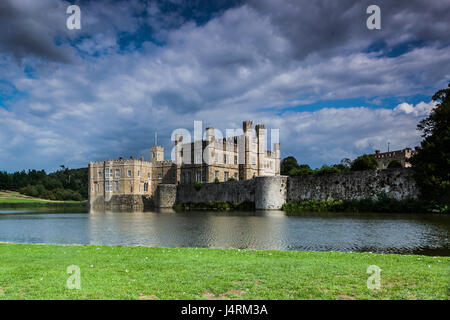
0,190,86,207
0,243,448,300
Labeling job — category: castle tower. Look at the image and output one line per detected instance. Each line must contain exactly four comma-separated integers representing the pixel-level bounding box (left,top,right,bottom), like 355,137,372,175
273,142,281,175
151,146,164,163
240,120,253,180
256,124,266,176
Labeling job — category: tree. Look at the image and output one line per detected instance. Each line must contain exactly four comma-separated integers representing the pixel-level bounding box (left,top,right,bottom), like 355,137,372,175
289,164,313,176
387,160,402,169
351,154,378,171
411,83,450,202
280,156,299,175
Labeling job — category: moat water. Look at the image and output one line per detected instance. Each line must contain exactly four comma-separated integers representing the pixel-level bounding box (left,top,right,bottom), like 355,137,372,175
0,208,448,256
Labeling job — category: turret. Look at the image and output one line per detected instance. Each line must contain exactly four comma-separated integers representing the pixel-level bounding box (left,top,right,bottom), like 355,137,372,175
151,146,164,163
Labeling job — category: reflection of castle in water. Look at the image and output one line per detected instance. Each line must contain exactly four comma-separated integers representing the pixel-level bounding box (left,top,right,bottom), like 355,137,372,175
87,210,289,250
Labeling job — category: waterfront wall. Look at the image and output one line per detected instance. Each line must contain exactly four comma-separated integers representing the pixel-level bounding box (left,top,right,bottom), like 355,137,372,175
286,168,418,202
89,194,154,211
176,179,255,204
89,168,419,211
173,168,418,209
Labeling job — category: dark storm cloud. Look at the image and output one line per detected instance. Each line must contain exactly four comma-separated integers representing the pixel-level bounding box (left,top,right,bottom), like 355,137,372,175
0,0,74,62
247,0,450,60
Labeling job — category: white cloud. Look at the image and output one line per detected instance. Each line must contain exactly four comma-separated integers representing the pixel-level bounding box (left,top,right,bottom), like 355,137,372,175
394,101,436,116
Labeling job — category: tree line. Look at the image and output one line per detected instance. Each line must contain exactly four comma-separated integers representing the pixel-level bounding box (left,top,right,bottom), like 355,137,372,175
0,167,88,201
280,154,399,177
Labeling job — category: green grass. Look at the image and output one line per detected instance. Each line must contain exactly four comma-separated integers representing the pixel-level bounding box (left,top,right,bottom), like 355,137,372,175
0,190,86,208
0,243,448,300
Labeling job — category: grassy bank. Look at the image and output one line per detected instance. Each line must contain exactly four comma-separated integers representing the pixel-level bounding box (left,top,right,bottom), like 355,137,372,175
0,190,86,208
0,243,448,300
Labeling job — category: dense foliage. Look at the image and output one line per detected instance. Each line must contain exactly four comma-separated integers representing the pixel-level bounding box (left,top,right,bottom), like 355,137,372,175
350,154,378,171
0,167,87,201
387,160,403,169
411,84,450,203
280,156,299,175
281,157,352,176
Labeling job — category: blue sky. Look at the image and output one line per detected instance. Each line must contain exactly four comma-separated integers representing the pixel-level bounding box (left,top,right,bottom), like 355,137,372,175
0,0,449,172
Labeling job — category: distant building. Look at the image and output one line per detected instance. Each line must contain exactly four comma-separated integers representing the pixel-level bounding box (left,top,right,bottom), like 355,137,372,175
88,121,280,201
372,147,420,169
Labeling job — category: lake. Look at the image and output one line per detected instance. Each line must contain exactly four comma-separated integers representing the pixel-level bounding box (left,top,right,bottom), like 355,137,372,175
0,208,448,256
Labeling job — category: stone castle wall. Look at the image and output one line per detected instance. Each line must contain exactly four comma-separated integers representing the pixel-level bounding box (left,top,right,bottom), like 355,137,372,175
173,168,418,209
89,168,419,211
176,179,256,204
286,168,418,202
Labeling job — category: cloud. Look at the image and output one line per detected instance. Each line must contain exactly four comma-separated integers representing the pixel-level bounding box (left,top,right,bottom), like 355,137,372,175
0,0,448,171
394,101,437,116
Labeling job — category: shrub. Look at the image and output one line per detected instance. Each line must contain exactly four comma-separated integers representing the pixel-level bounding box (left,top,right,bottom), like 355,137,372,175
351,154,379,171
387,160,403,168
193,182,203,191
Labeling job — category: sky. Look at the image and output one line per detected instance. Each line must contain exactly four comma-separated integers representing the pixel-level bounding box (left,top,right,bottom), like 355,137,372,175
0,0,449,172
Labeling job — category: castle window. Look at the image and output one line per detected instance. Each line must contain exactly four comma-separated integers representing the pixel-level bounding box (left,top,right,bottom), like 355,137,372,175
115,169,120,178
234,172,238,179
105,181,113,192
196,171,202,182
224,154,228,164
139,184,142,193
138,170,141,177
158,173,162,179
224,172,229,181
234,156,237,165
252,157,256,165
270,161,273,169
114,181,119,192
144,183,148,192
148,172,151,179
105,168,113,178
127,170,131,177
98,171,102,178
95,183,99,192
215,171,219,179
187,172,191,184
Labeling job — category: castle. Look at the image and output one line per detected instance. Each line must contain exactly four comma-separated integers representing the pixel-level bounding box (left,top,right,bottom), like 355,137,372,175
88,121,280,208
372,147,420,169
